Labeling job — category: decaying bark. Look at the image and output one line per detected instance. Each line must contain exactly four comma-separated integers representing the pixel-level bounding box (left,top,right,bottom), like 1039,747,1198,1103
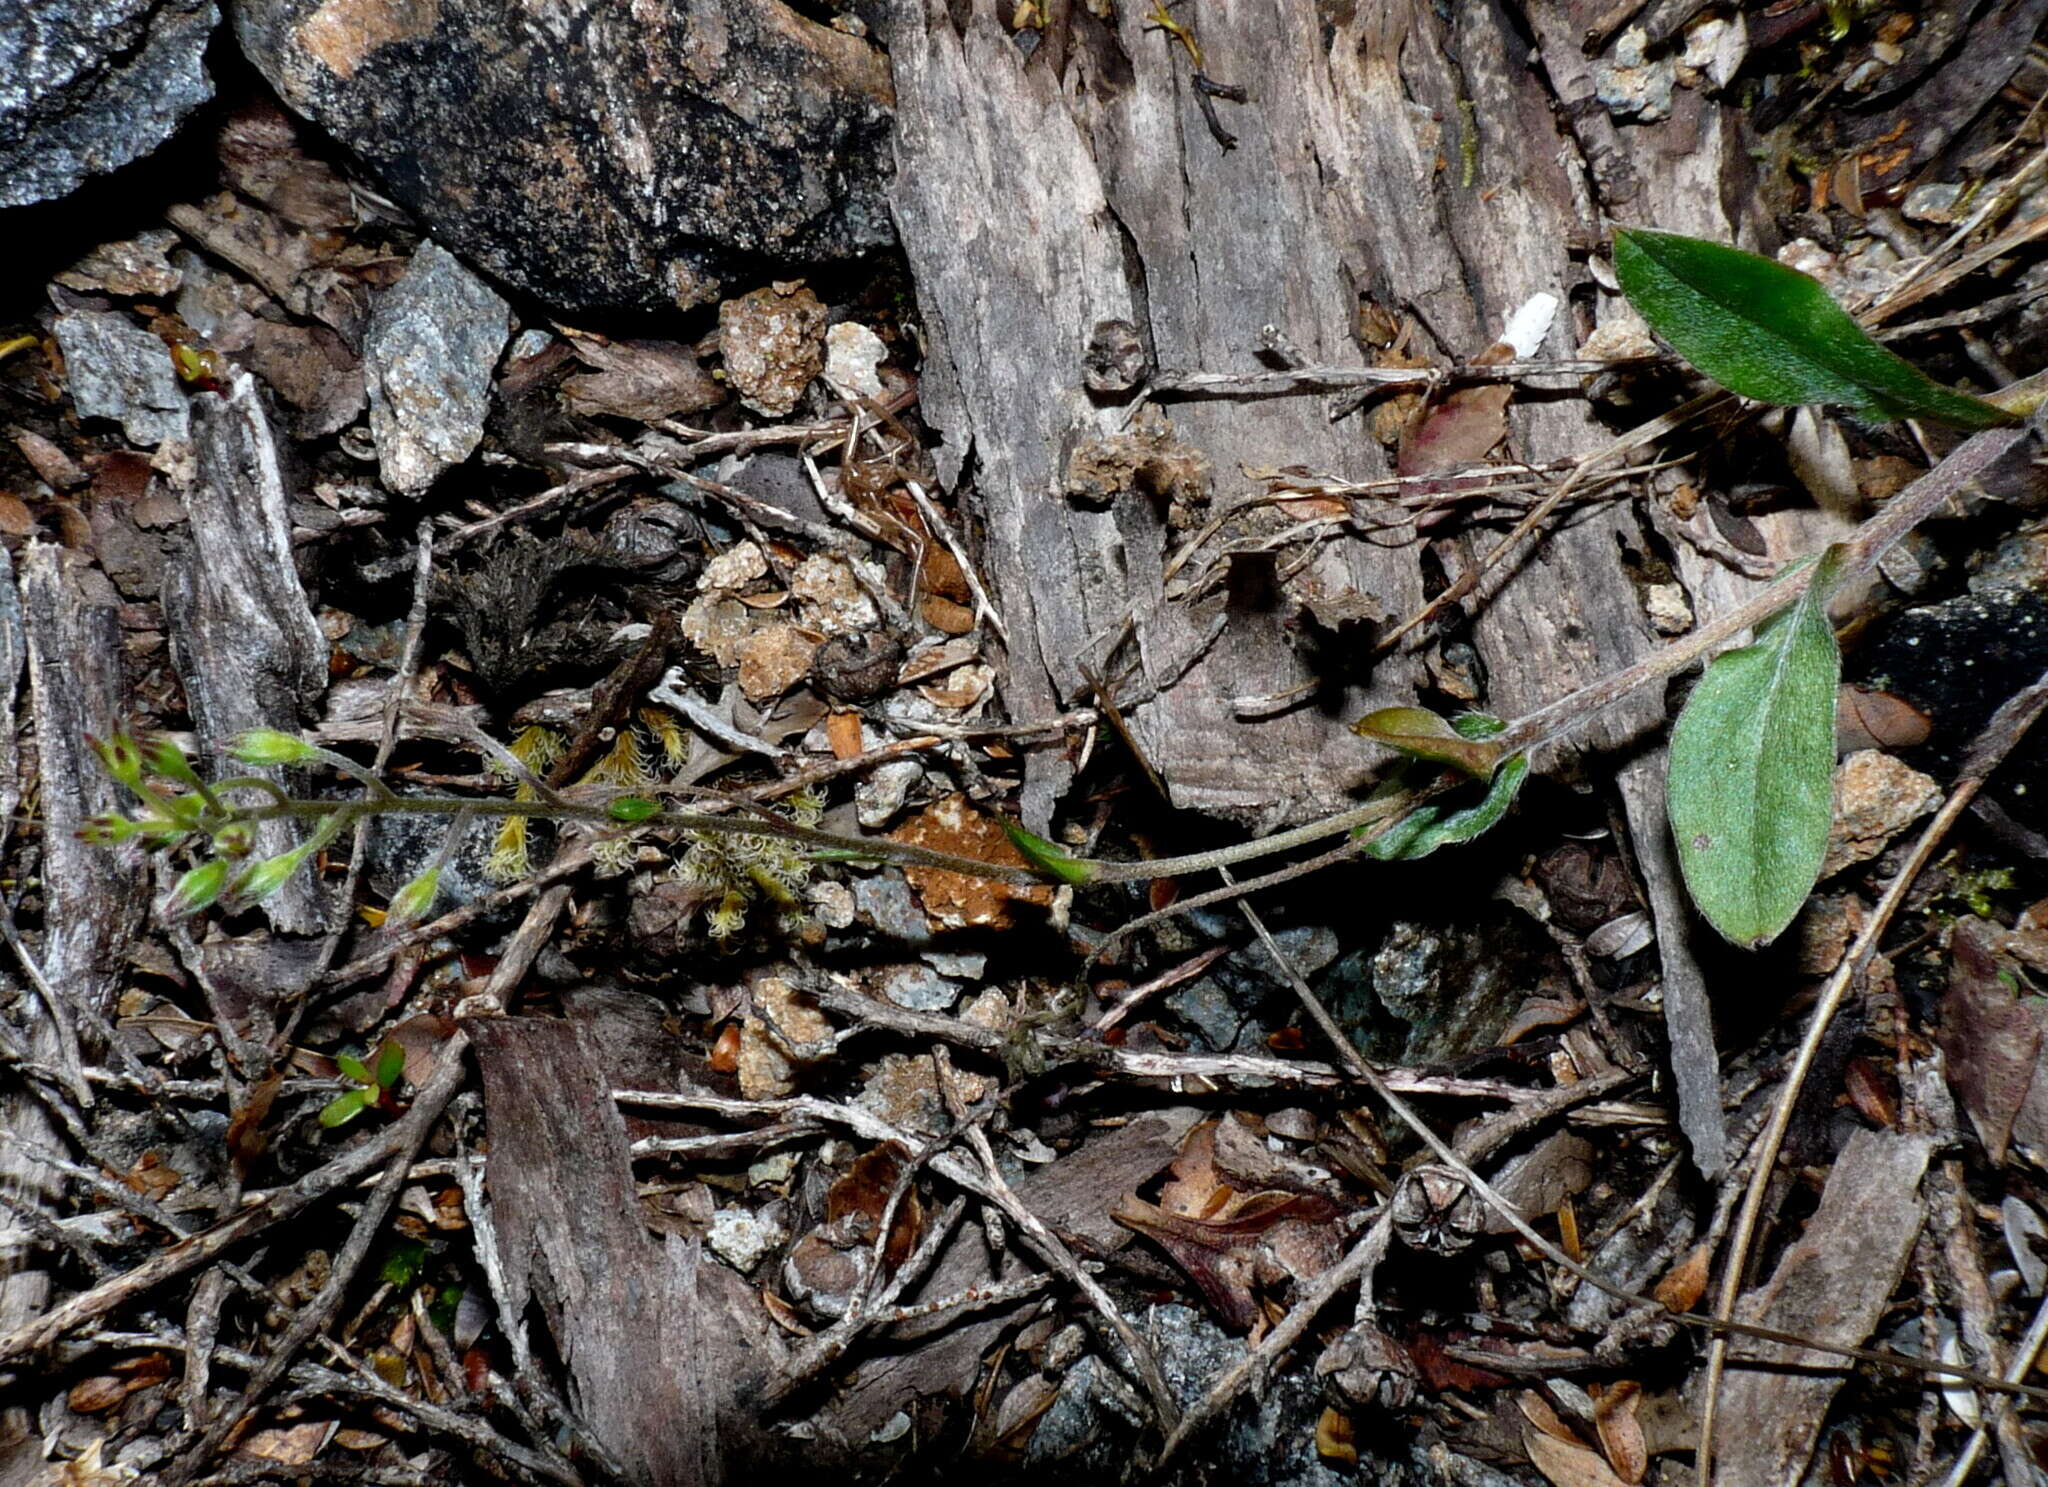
1,544,149,1479
888,0,1752,832
470,1015,786,1487
163,367,329,934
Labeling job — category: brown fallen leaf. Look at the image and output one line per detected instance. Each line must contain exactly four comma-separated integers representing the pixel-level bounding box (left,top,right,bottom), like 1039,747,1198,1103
1524,1424,1632,1487
1592,1381,1647,1485
67,1353,172,1413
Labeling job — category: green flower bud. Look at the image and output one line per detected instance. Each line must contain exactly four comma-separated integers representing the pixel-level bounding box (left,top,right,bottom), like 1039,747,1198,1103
88,733,146,790
227,728,320,767
164,860,229,916
211,821,257,858
387,867,440,925
229,844,312,903
76,813,142,846
142,736,202,787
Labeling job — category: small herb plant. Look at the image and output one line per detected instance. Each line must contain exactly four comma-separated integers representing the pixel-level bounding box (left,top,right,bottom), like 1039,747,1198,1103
322,1038,406,1128
75,230,2011,957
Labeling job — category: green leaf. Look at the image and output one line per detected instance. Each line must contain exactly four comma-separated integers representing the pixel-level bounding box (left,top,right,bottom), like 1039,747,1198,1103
319,1088,371,1128
1362,754,1529,861
1351,707,1502,779
336,1052,372,1085
226,727,322,766
1001,821,1096,885
608,794,662,823
373,1038,406,1091
1667,553,1845,948
1612,227,2014,430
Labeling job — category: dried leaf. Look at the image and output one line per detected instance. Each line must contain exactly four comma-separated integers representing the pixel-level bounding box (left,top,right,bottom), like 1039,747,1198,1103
562,337,723,421
1523,1426,1633,1487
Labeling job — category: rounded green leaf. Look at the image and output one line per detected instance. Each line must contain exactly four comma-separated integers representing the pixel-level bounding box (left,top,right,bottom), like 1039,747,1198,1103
1667,559,1843,948
1613,227,2013,430
373,1038,406,1090
608,794,662,823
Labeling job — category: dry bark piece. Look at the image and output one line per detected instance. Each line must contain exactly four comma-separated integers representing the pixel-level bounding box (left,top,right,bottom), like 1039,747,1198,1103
56,230,184,297
162,367,329,933
470,1017,784,1484
719,284,828,417
1716,1126,1934,1486
890,794,1055,931
561,337,724,422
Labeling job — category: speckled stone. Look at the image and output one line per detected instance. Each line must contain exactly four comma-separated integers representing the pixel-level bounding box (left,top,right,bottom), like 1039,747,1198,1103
232,0,896,315
1,0,217,208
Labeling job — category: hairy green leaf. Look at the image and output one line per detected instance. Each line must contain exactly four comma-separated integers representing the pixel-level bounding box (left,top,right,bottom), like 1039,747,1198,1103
1667,553,1844,948
1362,755,1529,861
1613,227,2012,430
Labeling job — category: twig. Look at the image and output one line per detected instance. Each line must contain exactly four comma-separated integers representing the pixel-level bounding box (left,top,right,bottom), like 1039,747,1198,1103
1936,1283,2048,1487
1494,424,2029,761
163,1029,473,1483
935,1049,1181,1431
1696,665,2048,1485
298,519,438,1027
0,1034,471,1364
906,479,1010,646
1373,391,1724,656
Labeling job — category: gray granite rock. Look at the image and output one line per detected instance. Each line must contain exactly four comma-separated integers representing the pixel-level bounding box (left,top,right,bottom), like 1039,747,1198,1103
232,0,895,315
53,310,188,446
364,242,511,496
0,0,216,208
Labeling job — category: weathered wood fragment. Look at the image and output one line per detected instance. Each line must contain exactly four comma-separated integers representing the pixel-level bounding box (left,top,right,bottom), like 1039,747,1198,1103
163,367,329,932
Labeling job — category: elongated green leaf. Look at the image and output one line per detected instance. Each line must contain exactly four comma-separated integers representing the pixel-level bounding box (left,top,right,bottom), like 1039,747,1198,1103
320,1088,371,1128
1362,754,1529,861
1613,227,2012,430
1667,554,1844,948
373,1038,406,1091
1001,821,1095,885
336,1052,371,1085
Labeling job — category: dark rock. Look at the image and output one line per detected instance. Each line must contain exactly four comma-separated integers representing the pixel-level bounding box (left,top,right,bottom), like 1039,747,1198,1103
364,241,512,495
232,0,896,316
0,0,217,208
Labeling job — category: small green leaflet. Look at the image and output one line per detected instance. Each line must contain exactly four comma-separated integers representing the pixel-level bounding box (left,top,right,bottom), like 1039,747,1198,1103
1612,227,2013,430
1355,711,1528,861
1667,552,1844,948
